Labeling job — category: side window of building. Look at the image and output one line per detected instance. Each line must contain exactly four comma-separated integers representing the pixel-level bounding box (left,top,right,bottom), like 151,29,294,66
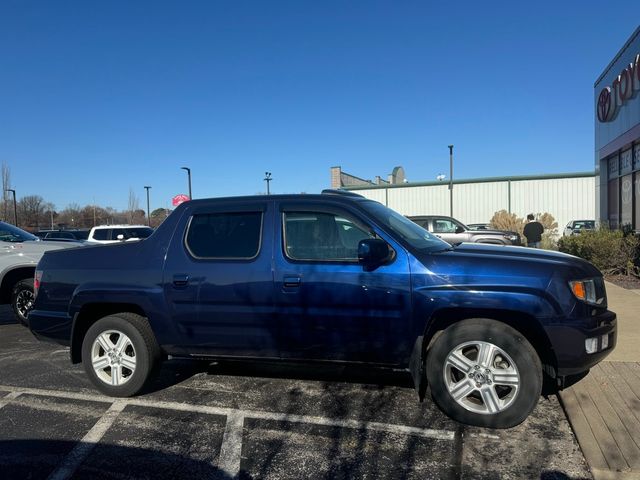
186,212,262,259
92,229,109,241
433,219,456,233
283,211,373,261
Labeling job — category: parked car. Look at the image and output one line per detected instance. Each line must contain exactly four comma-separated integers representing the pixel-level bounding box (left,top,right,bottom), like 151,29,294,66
35,229,90,242
467,223,492,230
563,220,596,237
408,215,522,246
0,221,80,323
28,190,616,428
86,225,154,244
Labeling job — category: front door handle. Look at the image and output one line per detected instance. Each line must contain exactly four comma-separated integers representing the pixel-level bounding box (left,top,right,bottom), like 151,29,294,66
173,274,190,287
283,276,301,288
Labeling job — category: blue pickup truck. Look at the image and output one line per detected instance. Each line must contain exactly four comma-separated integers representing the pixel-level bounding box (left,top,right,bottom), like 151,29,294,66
28,190,616,428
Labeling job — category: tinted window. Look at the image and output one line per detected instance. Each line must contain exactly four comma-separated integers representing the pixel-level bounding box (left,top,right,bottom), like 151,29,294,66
433,219,457,233
111,228,126,240
573,221,595,230
284,211,373,261
124,227,153,239
0,222,39,242
186,212,262,258
92,229,110,240
46,231,74,239
73,230,90,240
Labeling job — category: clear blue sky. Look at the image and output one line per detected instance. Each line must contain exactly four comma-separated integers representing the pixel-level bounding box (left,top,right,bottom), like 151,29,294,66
1,1,638,212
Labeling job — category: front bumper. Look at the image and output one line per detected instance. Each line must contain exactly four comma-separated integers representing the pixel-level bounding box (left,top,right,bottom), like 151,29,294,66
545,309,617,378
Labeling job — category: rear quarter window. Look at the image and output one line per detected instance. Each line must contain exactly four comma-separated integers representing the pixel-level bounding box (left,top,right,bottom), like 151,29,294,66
185,212,262,259
92,229,110,241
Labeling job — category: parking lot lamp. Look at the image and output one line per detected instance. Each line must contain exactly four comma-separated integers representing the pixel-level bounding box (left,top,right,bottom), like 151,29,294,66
448,145,454,217
5,189,17,226
264,172,272,195
181,167,192,200
144,186,151,226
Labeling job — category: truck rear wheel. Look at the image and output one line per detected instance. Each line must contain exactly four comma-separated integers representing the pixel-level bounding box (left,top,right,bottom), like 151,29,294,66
426,318,542,428
81,313,161,397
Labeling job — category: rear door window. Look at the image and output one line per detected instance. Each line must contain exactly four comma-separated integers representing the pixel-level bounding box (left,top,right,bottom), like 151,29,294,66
185,212,262,259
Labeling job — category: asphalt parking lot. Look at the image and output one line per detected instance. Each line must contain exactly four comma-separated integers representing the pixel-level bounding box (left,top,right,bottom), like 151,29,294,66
0,307,590,479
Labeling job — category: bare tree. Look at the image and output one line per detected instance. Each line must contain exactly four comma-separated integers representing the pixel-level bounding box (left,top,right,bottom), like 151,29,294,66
18,195,45,228
2,162,11,221
128,188,139,224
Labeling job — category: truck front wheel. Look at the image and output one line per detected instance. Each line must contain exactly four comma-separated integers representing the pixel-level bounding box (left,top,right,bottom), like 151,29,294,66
426,318,542,428
81,313,161,397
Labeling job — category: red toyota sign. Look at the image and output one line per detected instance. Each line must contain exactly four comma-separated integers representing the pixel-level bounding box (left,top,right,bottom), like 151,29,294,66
172,194,190,206
597,53,640,123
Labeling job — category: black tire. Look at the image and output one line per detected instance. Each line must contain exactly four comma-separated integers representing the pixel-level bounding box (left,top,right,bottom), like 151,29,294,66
11,279,34,326
426,318,542,428
81,313,161,397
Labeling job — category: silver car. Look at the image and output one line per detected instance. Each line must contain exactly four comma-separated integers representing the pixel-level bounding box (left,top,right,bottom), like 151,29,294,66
0,221,79,324
563,220,596,236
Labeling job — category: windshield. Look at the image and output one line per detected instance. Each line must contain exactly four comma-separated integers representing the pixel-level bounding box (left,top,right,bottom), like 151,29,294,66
362,201,451,252
0,222,39,242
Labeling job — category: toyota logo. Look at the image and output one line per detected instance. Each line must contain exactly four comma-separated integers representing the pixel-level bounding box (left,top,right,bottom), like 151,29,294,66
597,87,614,122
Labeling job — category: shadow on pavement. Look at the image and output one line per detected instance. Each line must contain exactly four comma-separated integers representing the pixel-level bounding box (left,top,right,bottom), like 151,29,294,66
0,439,235,480
204,359,414,389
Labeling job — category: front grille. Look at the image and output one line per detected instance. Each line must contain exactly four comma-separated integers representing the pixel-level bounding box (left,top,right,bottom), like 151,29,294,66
594,276,607,308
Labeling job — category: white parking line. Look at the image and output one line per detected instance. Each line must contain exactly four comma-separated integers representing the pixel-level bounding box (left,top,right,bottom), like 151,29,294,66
217,412,245,478
47,400,126,480
0,391,21,410
0,384,455,441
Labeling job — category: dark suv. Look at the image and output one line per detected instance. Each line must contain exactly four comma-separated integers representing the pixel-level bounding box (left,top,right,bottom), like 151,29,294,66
28,191,615,428
409,215,521,246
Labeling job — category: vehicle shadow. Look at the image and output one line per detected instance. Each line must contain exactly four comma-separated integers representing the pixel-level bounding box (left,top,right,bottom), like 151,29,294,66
142,357,414,396
204,359,414,389
0,439,235,480
0,306,17,326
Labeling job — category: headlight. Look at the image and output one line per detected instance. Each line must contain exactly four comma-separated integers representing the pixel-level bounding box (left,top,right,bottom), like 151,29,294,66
569,279,601,305
503,234,518,241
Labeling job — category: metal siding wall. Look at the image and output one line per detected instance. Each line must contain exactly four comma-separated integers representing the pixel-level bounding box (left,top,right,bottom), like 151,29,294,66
452,182,509,224
388,185,449,216
353,189,386,204
510,177,595,232
349,175,595,236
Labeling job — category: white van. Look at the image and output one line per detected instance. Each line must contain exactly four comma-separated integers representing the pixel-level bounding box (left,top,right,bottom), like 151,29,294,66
86,225,154,244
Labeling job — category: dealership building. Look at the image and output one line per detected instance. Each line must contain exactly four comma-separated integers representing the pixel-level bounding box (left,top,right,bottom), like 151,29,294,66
595,26,640,230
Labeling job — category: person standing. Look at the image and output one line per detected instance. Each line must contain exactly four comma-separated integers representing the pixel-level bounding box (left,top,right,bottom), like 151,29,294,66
523,213,544,248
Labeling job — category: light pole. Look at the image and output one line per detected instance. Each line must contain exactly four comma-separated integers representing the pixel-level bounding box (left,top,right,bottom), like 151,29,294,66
5,189,17,226
264,172,272,195
448,145,454,217
181,167,192,199
144,186,152,226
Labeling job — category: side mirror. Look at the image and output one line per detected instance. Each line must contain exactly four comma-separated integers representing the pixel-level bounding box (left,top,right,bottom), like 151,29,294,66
455,226,465,234
358,238,390,271
116,234,125,241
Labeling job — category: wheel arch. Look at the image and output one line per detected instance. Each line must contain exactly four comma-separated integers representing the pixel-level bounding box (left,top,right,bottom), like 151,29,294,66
422,308,557,379
0,266,35,304
70,303,149,364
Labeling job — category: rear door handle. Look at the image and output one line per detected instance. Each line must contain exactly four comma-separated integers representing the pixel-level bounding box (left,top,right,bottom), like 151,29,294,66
173,274,190,287
283,276,301,288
